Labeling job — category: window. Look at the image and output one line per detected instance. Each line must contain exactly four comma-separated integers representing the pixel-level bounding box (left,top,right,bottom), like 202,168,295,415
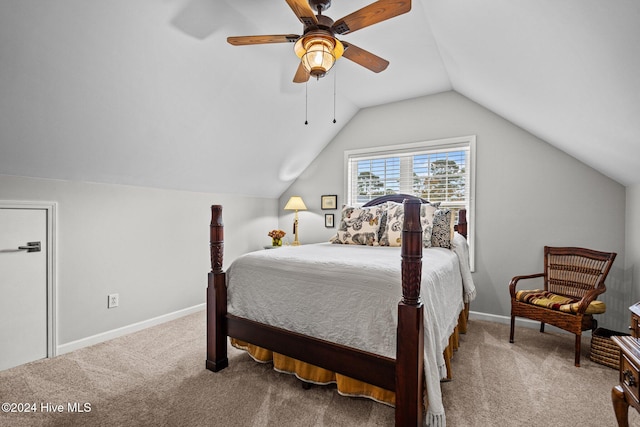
345,136,475,269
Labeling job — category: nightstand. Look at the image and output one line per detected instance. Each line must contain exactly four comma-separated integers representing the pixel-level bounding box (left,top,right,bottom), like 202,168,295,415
611,303,640,426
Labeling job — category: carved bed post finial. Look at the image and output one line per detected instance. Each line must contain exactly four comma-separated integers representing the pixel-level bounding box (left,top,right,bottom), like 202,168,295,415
210,205,224,273
401,199,423,305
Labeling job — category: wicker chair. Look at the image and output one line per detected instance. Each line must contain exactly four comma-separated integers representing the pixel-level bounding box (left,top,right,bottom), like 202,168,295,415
509,246,617,367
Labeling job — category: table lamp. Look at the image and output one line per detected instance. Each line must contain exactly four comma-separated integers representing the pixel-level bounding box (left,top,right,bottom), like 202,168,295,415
284,196,307,246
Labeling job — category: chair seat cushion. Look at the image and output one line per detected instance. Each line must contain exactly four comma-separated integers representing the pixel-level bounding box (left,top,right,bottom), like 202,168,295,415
515,289,606,315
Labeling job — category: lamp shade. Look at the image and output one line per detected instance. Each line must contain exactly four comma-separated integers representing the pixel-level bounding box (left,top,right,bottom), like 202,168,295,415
284,196,307,211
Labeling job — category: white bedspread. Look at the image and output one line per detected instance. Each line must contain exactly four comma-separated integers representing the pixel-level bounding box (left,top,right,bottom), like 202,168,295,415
226,233,476,426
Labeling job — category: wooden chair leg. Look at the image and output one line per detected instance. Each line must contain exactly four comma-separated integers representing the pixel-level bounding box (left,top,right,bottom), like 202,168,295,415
509,315,515,343
575,334,581,367
540,322,545,333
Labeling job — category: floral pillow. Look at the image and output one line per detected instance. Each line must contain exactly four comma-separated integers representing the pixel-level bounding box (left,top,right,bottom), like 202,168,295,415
378,202,403,247
331,204,385,246
379,202,438,248
421,204,438,247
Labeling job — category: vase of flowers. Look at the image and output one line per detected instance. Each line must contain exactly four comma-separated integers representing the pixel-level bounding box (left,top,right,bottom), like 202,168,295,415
268,229,286,246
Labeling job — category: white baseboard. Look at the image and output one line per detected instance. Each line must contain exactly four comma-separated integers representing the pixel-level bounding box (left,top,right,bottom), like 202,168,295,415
56,305,581,356
469,310,585,335
57,303,205,355
469,310,512,325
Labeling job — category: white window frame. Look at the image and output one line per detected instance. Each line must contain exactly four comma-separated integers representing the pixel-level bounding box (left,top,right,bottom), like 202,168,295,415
344,135,476,271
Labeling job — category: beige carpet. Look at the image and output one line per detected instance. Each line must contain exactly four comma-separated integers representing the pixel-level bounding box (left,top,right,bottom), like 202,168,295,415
0,311,638,426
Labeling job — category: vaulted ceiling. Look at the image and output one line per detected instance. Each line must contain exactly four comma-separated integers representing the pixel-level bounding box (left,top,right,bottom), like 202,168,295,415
1,1,638,198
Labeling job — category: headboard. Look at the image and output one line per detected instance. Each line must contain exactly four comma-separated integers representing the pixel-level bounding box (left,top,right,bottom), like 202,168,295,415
362,194,467,239
362,194,428,207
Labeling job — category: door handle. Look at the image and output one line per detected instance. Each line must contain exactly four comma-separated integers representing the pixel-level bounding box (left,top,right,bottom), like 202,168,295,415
18,241,41,253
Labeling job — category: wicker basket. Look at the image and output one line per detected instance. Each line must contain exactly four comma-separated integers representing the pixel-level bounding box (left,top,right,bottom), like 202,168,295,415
589,328,630,369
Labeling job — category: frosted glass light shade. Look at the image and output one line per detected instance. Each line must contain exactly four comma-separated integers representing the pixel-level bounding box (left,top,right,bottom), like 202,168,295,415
294,33,344,79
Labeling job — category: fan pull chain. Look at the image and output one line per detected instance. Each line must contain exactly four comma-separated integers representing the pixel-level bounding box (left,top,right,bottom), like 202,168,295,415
304,81,309,125
332,67,337,124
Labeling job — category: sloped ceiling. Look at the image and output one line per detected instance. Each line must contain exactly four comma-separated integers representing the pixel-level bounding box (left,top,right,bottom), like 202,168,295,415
0,0,638,198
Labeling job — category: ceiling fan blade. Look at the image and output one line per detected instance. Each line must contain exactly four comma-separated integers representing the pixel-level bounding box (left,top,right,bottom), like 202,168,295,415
332,0,411,35
227,34,300,46
341,42,389,73
293,62,310,83
285,0,318,27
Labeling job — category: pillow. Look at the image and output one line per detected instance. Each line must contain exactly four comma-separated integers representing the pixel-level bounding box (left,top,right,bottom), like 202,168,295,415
331,204,385,246
431,208,453,249
378,202,403,247
421,204,438,248
379,201,437,248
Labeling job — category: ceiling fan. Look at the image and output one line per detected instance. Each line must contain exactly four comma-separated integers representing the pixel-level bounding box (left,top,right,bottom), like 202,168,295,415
227,0,411,83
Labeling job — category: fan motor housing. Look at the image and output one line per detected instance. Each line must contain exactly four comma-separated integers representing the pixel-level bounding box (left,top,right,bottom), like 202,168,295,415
309,0,331,13
313,15,334,32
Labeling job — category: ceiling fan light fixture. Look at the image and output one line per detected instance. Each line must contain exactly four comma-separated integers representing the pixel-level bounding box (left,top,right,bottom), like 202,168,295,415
294,33,344,79
228,0,412,83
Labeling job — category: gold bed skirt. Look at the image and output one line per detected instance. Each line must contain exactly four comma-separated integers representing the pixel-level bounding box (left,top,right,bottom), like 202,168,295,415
231,338,396,405
231,304,469,406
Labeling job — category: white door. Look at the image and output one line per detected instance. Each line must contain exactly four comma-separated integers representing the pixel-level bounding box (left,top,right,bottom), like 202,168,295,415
0,208,48,371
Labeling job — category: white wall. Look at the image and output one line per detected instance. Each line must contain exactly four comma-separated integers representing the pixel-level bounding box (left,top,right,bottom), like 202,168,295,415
280,91,628,331
0,174,277,349
626,184,640,305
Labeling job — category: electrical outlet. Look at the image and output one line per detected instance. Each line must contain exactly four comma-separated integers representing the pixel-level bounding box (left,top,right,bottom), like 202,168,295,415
108,293,119,309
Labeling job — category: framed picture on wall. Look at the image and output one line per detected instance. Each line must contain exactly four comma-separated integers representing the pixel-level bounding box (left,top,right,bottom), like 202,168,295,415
325,214,334,228
321,195,337,210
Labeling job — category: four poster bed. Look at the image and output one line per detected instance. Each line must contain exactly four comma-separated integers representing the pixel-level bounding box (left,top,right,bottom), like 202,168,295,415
206,195,475,426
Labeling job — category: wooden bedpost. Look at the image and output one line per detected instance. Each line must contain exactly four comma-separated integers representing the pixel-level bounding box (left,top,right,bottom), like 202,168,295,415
456,209,467,239
206,205,228,372
395,199,424,426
